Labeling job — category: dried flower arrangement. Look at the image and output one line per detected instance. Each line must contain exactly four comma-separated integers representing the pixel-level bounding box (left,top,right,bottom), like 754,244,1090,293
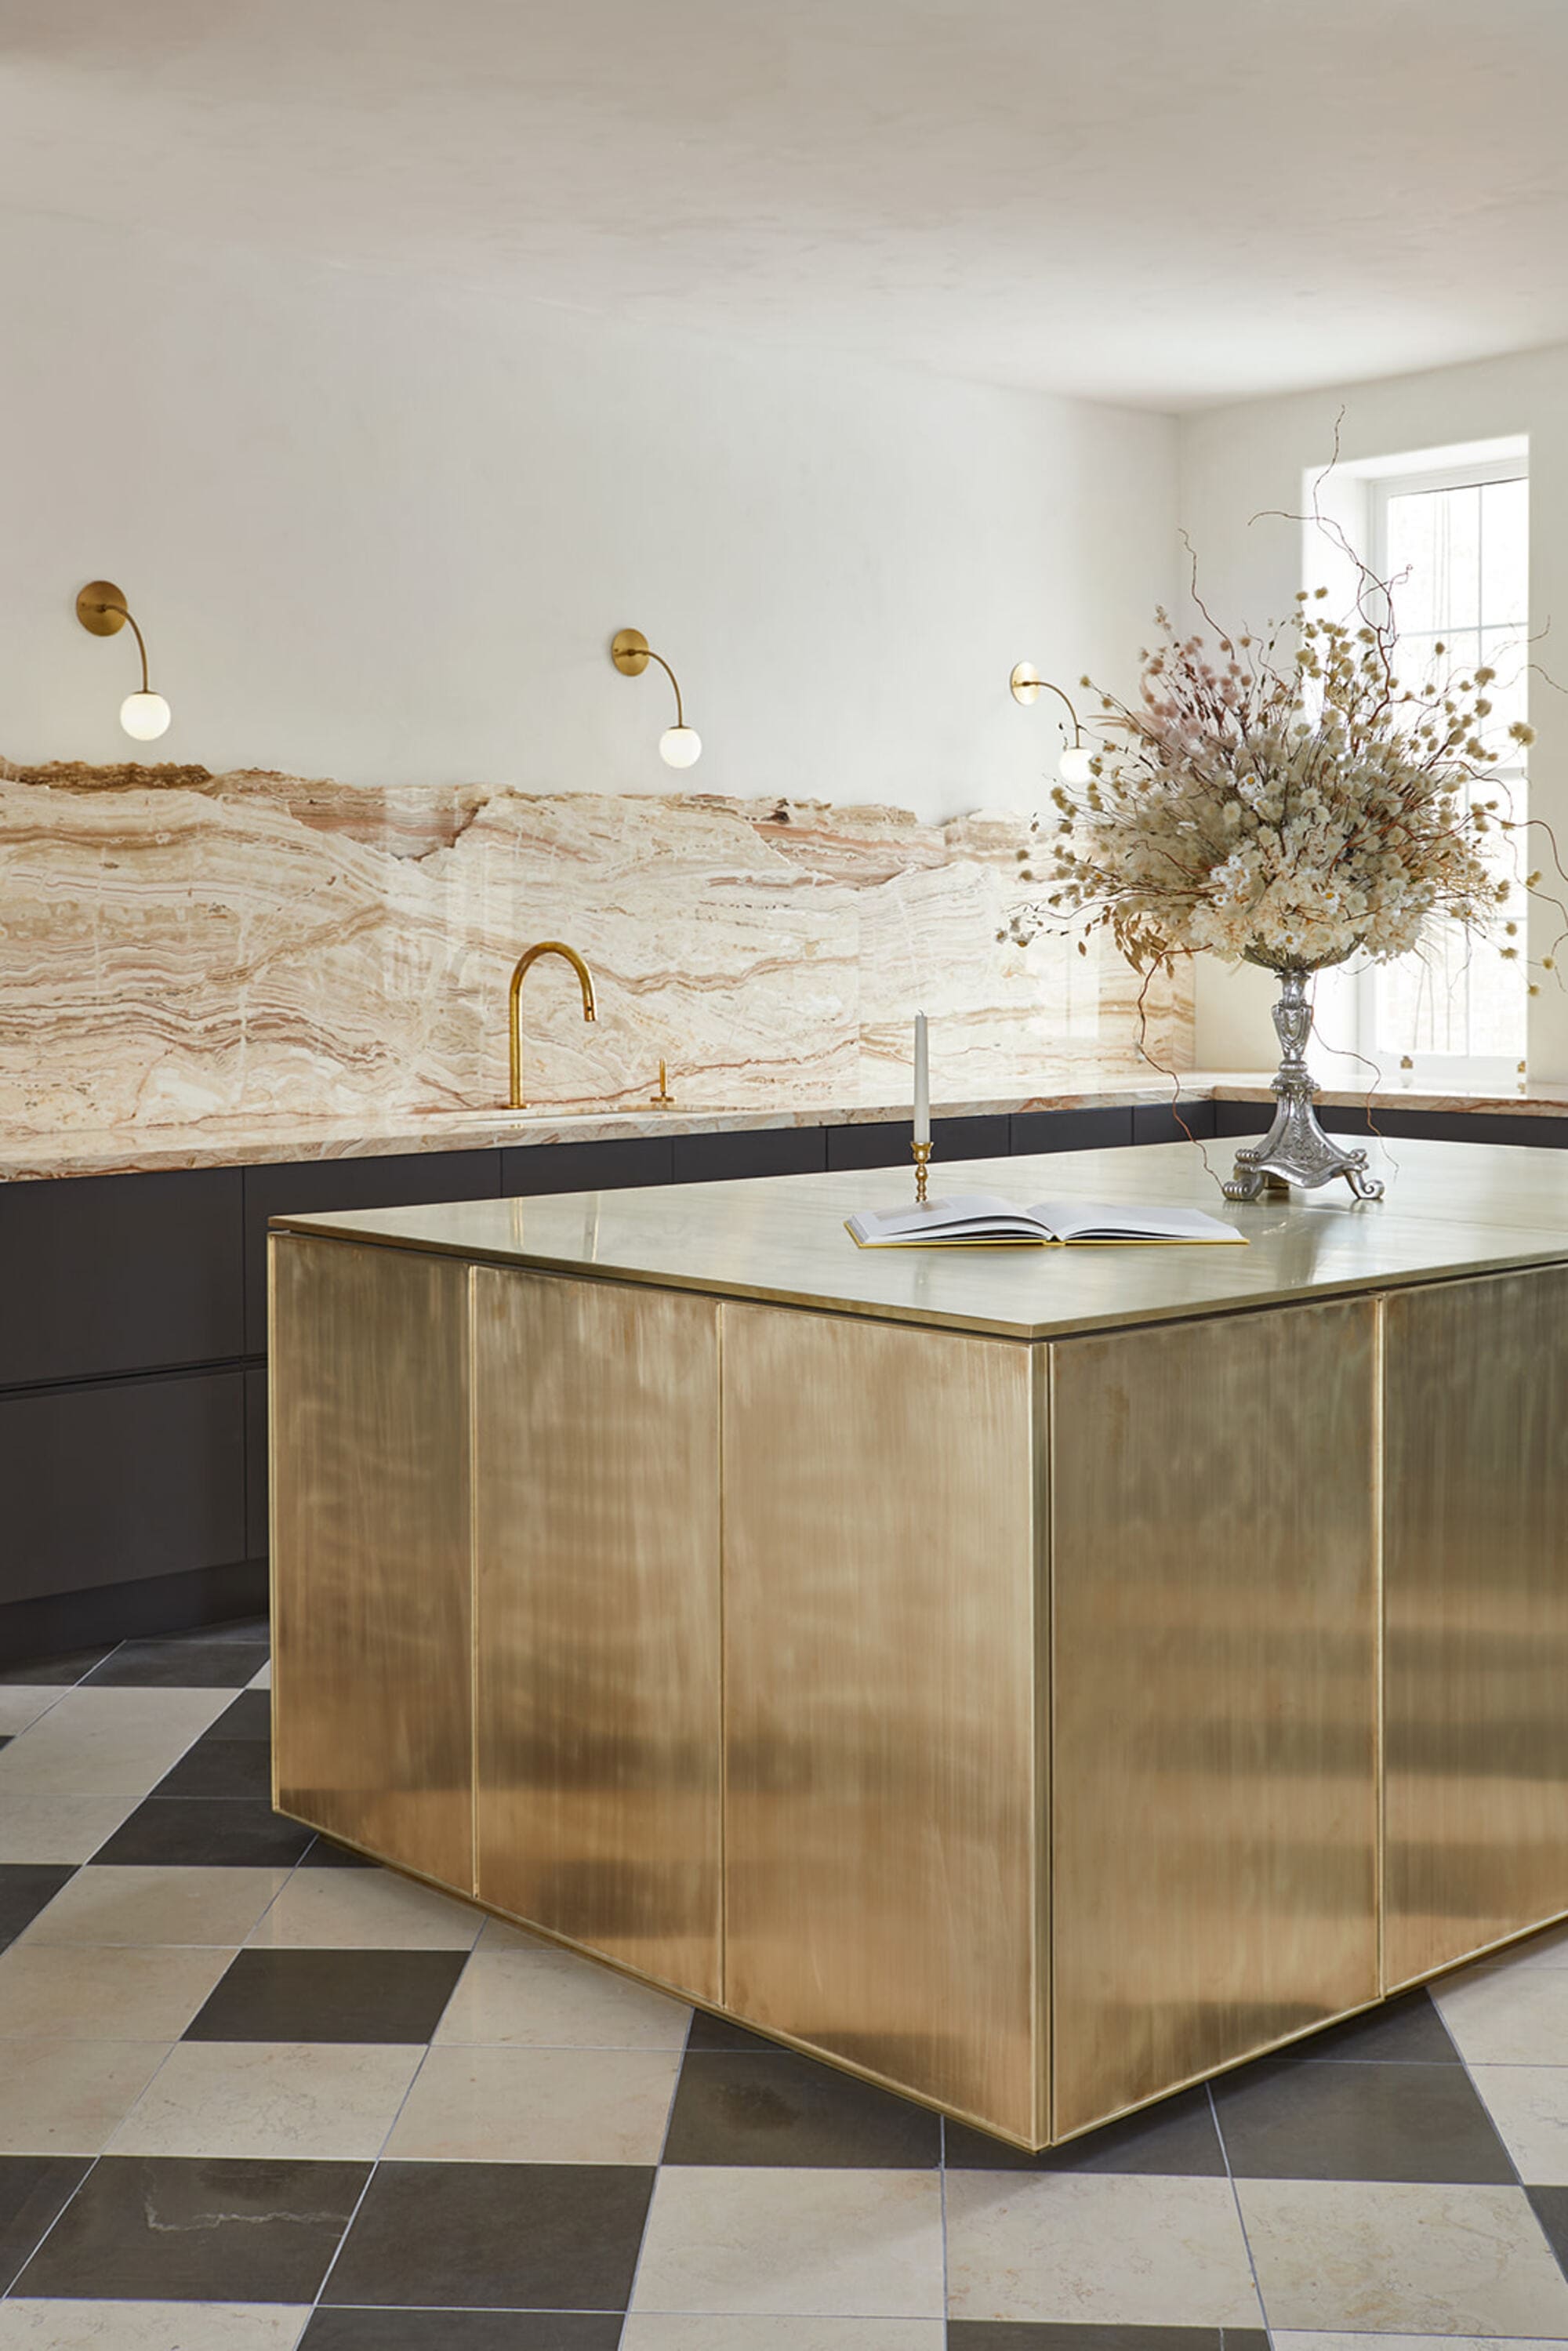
1007,546,1550,1199
1016,590,1535,982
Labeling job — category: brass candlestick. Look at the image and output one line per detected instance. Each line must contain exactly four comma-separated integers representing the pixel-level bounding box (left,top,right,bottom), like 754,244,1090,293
912,1139,932,1205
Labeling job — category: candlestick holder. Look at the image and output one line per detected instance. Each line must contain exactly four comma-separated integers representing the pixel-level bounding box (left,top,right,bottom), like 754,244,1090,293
912,1139,932,1205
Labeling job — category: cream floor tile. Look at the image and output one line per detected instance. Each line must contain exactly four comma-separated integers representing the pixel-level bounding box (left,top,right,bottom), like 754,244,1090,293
242,1867,481,1950
621,2323,945,2350
473,1915,550,1950
630,2167,944,2319
384,2042,678,2163
0,2039,171,2155
107,2039,422,2161
0,1943,231,2040
946,2170,1261,2327
1433,1962,1568,2066
0,1689,230,1795
434,1943,692,2047
249,1661,271,1689
1239,2179,1568,2335
0,1689,70,1736
18,1866,292,1946
0,1794,140,1865
0,2303,307,2349
1472,2063,1568,2182
1275,2338,1568,2350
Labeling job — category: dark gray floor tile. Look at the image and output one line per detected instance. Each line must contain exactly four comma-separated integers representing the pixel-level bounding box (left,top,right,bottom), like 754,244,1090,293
301,1834,379,1869
946,2087,1224,2175
187,1948,467,2044
180,1614,271,1645
303,2311,621,2349
14,2154,366,2302
83,1639,265,1689
210,1689,274,1742
93,1797,314,1867
0,1864,78,1949
0,1736,9,1750
1276,1986,1457,2063
947,2329,1262,2349
1214,2055,1512,2182
155,1739,274,1803
0,1646,114,1686
0,2156,91,2291
1528,2183,1568,2274
322,2162,653,2311
684,2009,782,2053
665,2048,940,2167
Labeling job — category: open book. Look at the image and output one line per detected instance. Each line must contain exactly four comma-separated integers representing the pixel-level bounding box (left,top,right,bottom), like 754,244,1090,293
846,1192,1247,1248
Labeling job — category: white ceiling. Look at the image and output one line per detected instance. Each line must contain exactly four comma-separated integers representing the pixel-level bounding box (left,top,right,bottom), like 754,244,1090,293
3,0,1567,410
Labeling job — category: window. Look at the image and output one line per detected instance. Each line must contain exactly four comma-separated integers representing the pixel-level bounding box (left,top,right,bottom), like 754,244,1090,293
1355,459,1530,1086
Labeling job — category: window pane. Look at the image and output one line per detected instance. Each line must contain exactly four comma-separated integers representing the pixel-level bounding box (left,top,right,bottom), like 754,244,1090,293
1480,476,1530,628
1385,483,1482,634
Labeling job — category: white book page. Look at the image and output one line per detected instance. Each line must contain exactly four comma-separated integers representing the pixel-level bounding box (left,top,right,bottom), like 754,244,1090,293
848,1192,1044,1244
1029,1199,1243,1243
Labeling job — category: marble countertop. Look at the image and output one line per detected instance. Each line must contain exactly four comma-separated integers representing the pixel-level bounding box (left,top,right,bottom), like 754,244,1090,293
274,1137,1568,1343
7,1071,1568,1183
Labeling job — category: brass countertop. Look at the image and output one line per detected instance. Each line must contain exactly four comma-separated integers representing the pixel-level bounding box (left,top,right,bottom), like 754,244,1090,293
271,1137,1568,1342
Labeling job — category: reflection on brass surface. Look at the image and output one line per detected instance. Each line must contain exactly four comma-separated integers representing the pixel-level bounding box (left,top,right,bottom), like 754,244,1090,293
722,1303,1044,2146
1384,1267,1568,1986
1049,1298,1379,2139
269,1235,474,1890
471,1267,722,2004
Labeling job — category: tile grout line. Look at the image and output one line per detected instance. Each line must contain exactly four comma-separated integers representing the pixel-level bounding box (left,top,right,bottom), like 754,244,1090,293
1435,1972,1568,2288
615,1999,698,2345
1207,2077,1275,2347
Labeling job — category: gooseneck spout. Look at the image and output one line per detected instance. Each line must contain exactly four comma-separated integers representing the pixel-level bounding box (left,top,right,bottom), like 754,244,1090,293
508,941,597,1110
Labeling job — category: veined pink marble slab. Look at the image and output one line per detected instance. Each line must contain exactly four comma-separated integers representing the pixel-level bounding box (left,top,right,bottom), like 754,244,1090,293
0,761,1192,1147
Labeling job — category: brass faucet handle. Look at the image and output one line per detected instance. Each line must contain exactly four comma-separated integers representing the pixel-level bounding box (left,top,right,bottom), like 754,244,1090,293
649,1059,677,1108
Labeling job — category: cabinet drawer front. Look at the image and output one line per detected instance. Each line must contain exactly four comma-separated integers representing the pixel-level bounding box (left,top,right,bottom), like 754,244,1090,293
0,1169,242,1388
1,1369,245,1606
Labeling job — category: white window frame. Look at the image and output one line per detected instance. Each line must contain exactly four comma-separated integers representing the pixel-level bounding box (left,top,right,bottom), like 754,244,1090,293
1318,448,1530,1094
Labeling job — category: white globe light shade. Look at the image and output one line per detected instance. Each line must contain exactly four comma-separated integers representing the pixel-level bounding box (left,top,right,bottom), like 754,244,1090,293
120,691,172,742
1058,742,1095,785
659,724,702,770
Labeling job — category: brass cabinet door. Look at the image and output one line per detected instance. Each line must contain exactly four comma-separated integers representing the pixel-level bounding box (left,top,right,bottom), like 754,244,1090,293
471,1266,723,2005
1050,1297,1380,2139
721,1302,1045,2146
270,1235,474,1891
1384,1265,1568,1986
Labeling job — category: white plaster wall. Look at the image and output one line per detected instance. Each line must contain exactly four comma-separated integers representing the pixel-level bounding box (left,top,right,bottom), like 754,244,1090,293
0,210,1176,826
1179,346,1568,1079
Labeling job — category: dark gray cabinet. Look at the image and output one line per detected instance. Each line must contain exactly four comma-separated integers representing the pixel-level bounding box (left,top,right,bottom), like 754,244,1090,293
1,1369,245,1606
0,1167,242,1389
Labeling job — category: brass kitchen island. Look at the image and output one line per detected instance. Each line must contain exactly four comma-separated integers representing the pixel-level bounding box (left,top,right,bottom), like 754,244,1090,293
268,1138,1568,2149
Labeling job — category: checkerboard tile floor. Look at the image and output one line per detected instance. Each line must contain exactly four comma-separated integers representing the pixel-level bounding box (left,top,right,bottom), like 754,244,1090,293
4,1627,1568,2347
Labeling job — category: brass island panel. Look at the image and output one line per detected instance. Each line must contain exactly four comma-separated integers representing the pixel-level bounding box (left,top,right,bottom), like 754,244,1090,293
721,1303,1044,2146
471,1266,723,2005
1050,1296,1380,2139
1384,1266,1568,1986
269,1234,474,1891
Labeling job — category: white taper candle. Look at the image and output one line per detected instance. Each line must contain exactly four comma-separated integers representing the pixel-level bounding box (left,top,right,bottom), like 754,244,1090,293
913,1010,930,1147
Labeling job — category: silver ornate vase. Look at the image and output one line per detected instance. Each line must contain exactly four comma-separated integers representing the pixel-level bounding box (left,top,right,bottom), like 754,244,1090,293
1223,967,1384,1203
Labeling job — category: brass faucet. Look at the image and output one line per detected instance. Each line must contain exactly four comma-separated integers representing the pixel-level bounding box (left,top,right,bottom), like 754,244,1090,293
508,941,597,1109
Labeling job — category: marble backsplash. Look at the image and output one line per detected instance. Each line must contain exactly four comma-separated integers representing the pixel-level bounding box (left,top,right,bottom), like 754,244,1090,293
0,761,1192,1134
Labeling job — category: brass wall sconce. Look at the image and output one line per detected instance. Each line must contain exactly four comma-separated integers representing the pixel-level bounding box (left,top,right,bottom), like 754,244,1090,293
1009,663,1094,782
77,581,172,741
612,627,701,768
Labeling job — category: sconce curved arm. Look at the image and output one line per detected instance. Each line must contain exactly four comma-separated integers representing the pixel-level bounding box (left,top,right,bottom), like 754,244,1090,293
640,647,686,730
1008,665,1085,746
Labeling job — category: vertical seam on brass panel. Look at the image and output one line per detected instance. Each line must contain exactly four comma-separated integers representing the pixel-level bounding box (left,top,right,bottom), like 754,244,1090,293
468,1264,480,1903
1374,1290,1387,1994
717,1299,727,2009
